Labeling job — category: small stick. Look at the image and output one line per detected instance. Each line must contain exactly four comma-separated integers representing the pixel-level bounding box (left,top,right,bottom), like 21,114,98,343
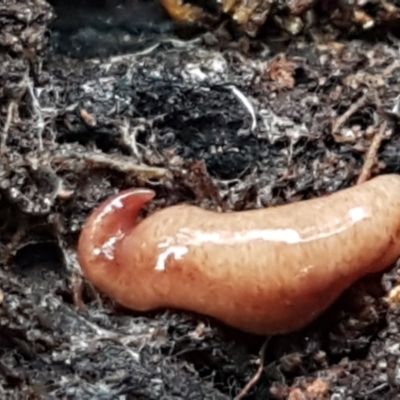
234,337,271,400
332,94,368,134
70,272,86,310
357,120,387,185
50,152,167,180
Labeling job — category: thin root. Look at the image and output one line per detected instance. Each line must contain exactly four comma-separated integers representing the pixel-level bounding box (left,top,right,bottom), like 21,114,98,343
332,94,368,134
234,337,271,400
357,120,387,185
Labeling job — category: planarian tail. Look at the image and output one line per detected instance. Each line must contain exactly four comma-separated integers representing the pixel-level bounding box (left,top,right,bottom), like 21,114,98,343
77,188,156,286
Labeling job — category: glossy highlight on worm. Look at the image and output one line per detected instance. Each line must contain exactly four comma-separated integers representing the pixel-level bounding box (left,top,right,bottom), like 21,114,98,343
78,174,400,335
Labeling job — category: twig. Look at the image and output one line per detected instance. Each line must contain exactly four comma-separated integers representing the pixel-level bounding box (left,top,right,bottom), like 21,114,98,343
50,151,167,180
357,120,387,185
332,94,368,134
70,272,86,310
234,337,271,400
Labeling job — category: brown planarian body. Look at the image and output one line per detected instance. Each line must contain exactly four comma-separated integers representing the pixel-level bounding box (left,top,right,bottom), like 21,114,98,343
78,174,400,335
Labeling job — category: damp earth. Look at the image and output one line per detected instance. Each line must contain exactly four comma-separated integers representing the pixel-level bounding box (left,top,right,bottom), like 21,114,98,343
2,0,400,398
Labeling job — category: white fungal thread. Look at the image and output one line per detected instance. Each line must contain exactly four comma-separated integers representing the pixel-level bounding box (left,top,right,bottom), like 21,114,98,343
229,85,257,131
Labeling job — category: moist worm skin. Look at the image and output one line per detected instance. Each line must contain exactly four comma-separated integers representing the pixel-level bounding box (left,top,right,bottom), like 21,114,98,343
78,174,400,335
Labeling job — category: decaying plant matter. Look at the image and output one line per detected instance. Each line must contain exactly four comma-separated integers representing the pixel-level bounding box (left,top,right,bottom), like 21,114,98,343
160,0,400,36
2,0,400,398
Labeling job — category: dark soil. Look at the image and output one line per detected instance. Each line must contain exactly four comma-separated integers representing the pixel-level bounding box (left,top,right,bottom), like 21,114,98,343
1,0,400,399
